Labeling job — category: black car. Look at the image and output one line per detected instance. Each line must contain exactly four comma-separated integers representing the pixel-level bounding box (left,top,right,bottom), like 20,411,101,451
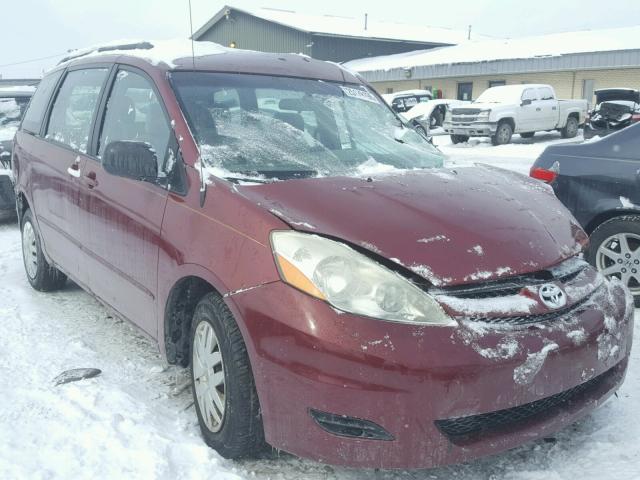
531,122,640,303
583,88,640,139
0,86,34,219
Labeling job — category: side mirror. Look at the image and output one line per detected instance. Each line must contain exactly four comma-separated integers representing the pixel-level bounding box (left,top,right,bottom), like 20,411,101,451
521,99,533,107
103,141,158,181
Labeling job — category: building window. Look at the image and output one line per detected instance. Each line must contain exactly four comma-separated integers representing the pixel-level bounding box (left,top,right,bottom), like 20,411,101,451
457,82,473,101
386,88,393,94
489,80,506,87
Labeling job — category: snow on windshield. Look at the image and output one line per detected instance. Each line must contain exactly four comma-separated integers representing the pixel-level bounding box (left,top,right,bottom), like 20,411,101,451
172,72,444,183
475,86,525,104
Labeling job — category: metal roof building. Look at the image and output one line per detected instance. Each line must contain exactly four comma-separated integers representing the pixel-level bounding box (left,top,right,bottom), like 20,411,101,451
192,5,481,63
345,26,640,103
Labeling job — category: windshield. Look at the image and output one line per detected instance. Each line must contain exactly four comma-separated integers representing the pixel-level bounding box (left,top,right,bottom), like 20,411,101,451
0,96,30,142
474,86,523,104
170,72,443,182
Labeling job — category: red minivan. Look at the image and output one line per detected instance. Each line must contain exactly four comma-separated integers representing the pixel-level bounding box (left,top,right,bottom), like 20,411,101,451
12,41,633,469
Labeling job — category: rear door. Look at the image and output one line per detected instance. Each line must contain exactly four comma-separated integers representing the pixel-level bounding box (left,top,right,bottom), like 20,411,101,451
32,67,110,278
78,66,172,335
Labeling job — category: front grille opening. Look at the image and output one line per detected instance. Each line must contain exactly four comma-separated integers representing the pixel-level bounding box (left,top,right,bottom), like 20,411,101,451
310,409,394,441
435,365,615,444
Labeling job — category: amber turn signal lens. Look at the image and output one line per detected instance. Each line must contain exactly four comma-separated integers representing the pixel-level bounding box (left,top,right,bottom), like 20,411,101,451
275,254,326,300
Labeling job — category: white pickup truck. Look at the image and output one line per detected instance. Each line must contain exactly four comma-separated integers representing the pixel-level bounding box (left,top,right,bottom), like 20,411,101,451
443,84,588,145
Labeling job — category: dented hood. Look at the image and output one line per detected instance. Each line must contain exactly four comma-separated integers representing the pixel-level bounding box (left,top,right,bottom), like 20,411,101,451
239,166,587,287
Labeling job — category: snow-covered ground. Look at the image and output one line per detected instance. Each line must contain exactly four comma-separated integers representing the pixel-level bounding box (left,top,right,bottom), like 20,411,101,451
436,130,584,175
1,132,639,479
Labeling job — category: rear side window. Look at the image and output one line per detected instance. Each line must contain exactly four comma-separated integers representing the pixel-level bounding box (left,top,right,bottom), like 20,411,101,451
46,68,109,153
21,71,63,134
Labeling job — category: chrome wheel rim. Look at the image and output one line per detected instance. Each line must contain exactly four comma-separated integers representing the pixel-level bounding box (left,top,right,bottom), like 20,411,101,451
497,125,511,143
596,232,640,295
193,320,226,432
567,118,578,136
22,221,38,279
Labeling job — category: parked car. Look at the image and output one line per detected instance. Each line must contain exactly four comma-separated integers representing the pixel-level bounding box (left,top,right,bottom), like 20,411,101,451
382,89,433,114
583,88,640,139
443,84,588,145
13,41,632,470
0,86,35,219
531,122,640,305
402,99,468,135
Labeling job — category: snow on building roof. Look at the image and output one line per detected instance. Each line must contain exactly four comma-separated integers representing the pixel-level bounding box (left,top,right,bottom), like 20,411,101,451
194,5,487,45
345,25,640,73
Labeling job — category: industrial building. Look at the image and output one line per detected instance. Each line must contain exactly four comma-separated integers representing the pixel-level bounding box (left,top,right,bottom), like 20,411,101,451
193,5,479,63
345,26,640,105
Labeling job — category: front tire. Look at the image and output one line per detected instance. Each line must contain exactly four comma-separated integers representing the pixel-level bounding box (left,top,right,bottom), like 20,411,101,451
190,292,265,458
21,209,67,291
491,122,513,145
561,116,579,138
586,215,640,306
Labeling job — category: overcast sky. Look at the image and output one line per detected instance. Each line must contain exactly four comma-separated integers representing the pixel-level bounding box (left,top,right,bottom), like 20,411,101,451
2,0,640,78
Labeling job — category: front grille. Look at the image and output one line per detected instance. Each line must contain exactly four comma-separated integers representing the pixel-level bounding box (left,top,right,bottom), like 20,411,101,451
452,108,481,115
452,115,478,123
435,365,614,443
467,286,599,326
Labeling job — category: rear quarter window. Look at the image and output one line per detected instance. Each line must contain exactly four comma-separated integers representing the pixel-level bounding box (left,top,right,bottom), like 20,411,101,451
21,70,63,135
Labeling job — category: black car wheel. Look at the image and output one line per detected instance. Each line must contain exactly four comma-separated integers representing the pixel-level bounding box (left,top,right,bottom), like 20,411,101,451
561,116,579,138
190,292,266,458
451,134,469,144
21,209,67,291
586,215,640,306
491,122,513,145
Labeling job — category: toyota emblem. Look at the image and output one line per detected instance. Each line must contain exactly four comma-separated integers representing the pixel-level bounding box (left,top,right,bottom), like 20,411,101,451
538,283,567,309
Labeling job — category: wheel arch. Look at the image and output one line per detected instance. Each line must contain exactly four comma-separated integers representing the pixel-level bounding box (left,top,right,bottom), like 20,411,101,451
498,117,515,131
584,209,640,235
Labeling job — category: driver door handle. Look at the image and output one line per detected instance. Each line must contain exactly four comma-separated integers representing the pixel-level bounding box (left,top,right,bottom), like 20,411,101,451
85,171,98,189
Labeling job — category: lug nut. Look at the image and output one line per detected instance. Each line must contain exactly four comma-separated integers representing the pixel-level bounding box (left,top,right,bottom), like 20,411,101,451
626,253,631,259
633,269,637,274
618,259,624,263
622,268,627,273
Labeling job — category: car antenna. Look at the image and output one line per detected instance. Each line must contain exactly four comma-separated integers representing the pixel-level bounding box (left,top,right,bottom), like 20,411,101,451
188,0,196,69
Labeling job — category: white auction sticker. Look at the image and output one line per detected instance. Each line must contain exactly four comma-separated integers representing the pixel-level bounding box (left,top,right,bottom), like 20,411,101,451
339,86,379,104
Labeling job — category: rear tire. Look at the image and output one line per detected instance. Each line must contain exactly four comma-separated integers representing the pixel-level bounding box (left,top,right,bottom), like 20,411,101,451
491,122,513,145
520,132,535,139
190,292,265,458
451,134,469,144
21,209,67,291
586,215,640,307
561,116,579,138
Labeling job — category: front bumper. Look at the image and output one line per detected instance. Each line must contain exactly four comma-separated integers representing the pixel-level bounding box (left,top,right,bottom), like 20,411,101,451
444,121,497,137
229,278,633,469
583,123,627,139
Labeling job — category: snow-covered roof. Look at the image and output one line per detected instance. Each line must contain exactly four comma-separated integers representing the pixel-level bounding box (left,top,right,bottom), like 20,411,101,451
194,5,487,45
345,25,640,73
55,39,229,69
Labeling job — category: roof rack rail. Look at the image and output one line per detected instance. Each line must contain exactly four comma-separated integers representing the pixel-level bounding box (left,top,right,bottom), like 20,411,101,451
58,41,154,65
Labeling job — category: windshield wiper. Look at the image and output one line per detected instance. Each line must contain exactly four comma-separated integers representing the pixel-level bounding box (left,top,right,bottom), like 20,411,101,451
224,176,271,184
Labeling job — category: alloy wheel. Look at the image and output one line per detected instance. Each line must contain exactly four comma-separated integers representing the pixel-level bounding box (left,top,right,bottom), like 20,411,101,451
193,320,226,432
596,232,640,295
22,220,38,279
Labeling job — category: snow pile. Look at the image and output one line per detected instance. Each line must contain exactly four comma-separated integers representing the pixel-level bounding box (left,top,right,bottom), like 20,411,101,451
513,343,559,385
345,25,640,73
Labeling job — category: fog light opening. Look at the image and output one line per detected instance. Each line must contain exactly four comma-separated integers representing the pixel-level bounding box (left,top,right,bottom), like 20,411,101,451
309,409,394,441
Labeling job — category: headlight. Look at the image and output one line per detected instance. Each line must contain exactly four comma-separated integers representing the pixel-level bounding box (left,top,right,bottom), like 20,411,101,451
270,231,454,325
476,110,491,121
